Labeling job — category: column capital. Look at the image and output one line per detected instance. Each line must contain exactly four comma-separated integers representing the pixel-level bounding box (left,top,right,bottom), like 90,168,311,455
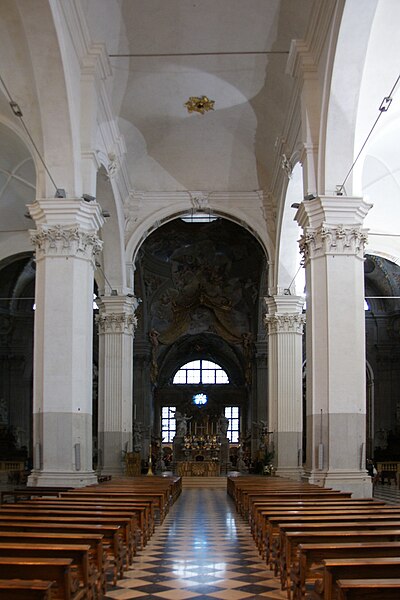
28,198,104,263
96,294,139,335
30,224,103,262
295,195,372,265
264,312,305,335
298,223,368,264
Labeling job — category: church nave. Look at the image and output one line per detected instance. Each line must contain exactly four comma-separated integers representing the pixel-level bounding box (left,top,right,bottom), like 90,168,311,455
105,484,285,600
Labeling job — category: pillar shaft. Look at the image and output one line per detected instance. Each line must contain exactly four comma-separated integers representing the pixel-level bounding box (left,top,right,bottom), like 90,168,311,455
27,199,103,487
265,296,305,479
296,195,372,497
97,295,137,475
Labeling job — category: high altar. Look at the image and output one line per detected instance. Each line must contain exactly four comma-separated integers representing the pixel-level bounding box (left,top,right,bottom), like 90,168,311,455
173,421,229,476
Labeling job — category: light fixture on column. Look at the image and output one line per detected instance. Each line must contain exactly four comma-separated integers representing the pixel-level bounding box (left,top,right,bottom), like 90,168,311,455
95,261,118,296
185,95,215,115
82,194,96,202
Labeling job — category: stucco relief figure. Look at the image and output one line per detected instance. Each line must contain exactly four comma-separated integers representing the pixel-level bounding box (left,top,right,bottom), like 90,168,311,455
242,332,254,387
0,398,8,425
133,422,143,452
218,414,229,437
175,411,192,437
149,329,160,383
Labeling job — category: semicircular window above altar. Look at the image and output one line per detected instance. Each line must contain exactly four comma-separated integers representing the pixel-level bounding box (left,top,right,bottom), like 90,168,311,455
173,360,229,384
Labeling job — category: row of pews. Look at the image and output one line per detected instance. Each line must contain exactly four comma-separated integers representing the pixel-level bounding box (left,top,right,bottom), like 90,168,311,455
0,475,181,599
227,475,400,600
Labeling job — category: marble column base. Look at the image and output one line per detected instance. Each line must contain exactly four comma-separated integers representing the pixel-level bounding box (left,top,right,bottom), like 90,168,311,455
302,469,373,498
275,466,303,481
98,431,131,476
27,469,97,488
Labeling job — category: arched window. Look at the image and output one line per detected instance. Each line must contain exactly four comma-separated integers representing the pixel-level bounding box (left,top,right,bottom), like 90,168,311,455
172,359,229,384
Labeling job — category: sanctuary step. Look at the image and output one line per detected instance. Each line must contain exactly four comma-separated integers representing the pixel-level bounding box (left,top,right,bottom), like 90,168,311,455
181,476,227,489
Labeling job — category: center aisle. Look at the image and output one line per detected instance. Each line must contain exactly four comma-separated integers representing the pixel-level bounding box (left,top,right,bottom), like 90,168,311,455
105,483,286,600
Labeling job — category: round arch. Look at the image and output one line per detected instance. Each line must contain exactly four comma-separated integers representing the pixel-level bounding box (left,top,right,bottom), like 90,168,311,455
125,202,272,270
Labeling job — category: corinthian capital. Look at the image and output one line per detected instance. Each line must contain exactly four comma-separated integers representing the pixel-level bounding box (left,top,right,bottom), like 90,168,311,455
96,312,138,335
30,225,103,262
299,224,368,264
264,313,305,335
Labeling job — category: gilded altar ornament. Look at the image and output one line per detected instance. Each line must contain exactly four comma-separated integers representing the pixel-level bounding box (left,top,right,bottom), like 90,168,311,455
185,95,215,115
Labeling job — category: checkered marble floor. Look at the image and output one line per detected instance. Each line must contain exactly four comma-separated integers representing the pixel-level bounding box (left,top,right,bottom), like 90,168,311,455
105,487,286,600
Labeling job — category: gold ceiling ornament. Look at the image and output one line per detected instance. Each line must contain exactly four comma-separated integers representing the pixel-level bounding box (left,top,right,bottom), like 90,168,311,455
185,95,215,115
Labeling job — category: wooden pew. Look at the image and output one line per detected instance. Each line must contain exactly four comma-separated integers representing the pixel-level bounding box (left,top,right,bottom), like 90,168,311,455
251,499,385,540
61,489,167,524
0,543,93,599
306,557,400,600
0,505,139,559
291,541,400,600
242,490,353,520
265,514,400,574
0,579,55,599
19,498,153,548
0,513,134,567
275,520,400,592
0,532,104,598
0,557,86,600
280,530,400,600
336,578,400,599
0,487,72,505
256,504,396,560
0,521,124,586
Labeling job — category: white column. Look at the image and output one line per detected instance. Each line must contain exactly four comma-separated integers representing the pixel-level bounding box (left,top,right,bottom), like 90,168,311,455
97,295,138,475
27,198,104,487
265,296,305,480
296,195,372,497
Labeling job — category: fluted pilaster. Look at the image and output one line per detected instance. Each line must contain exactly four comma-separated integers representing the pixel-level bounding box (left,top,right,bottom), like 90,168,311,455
265,295,305,479
97,295,138,475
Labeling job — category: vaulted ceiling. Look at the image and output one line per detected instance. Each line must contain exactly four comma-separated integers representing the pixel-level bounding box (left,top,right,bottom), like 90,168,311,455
83,0,313,192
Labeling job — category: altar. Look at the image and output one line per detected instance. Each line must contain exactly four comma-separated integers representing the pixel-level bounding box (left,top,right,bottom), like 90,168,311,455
176,460,220,477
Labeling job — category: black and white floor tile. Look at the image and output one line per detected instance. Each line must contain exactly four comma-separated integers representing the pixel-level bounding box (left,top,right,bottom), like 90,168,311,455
105,486,286,600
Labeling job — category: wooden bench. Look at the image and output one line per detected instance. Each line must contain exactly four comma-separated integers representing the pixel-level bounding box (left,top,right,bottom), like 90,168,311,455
0,512,135,567
280,530,400,600
0,487,72,505
61,490,167,524
275,520,400,592
0,578,55,599
0,521,124,587
256,504,396,560
306,557,400,600
0,557,86,600
291,541,400,600
0,532,104,597
265,513,400,573
0,543,93,599
20,498,154,549
336,578,400,599
250,499,385,540
0,505,139,559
